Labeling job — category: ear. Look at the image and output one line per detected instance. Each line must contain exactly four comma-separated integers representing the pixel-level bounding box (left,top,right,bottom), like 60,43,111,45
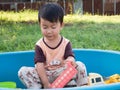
38,21,41,25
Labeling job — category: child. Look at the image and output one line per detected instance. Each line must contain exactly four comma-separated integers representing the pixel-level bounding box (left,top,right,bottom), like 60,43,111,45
18,3,88,89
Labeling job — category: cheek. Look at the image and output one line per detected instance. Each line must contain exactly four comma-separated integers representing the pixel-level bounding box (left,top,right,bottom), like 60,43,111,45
41,29,46,35
52,28,59,34
56,27,61,32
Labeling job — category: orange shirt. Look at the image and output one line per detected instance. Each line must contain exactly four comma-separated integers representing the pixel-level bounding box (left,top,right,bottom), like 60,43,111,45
34,36,74,70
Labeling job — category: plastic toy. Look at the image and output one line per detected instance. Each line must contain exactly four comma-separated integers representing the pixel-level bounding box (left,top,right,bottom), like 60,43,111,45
88,73,105,86
0,81,16,88
105,74,120,84
50,62,77,88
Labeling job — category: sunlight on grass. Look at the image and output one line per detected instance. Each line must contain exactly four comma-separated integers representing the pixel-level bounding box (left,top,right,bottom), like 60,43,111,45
64,14,120,23
0,10,38,22
1,10,120,23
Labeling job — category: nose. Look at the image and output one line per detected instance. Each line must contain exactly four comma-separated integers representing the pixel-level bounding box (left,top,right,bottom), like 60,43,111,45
46,29,52,34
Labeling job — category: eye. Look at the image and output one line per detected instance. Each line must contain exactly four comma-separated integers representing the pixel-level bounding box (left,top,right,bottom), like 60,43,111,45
51,26,56,29
52,27,56,29
42,26,48,29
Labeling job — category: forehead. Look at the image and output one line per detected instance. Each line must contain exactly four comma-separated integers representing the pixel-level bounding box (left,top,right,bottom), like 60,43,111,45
40,18,59,25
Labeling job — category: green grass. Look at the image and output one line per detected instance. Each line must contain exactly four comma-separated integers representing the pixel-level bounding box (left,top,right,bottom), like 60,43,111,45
0,10,120,52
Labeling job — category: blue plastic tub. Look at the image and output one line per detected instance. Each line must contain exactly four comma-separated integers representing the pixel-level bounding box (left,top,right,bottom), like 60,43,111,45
0,49,120,90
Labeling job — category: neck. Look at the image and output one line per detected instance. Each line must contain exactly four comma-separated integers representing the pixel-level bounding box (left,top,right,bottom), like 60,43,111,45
44,35,62,49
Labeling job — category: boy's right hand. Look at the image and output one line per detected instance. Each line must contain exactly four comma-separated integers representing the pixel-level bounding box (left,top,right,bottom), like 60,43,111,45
43,83,51,89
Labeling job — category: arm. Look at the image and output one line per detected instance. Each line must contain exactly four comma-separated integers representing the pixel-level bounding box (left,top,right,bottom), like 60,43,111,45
34,45,50,88
36,62,50,88
64,42,76,67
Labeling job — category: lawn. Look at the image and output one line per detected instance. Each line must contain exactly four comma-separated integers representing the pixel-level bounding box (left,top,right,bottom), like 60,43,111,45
0,10,120,52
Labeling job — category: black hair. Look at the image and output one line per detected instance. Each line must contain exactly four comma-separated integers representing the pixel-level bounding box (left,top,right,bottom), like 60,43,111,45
38,3,64,24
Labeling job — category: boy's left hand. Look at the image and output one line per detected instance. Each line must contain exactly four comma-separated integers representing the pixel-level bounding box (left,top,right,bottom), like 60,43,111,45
64,58,77,67
66,60,77,67
64,56,77,67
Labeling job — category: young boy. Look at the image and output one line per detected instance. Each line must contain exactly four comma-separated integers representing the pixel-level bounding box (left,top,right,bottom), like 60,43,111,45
18,3,88,89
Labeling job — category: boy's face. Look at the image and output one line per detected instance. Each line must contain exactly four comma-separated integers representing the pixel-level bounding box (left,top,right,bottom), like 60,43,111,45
40,18,64,40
